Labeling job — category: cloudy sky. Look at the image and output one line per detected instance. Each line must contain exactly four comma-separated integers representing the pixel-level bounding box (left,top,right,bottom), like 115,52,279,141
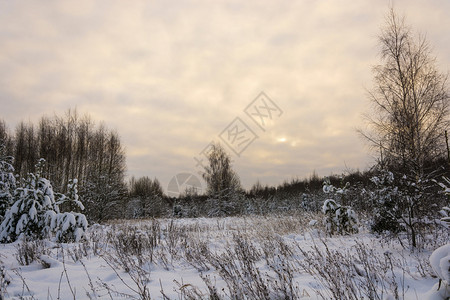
0,0,449,191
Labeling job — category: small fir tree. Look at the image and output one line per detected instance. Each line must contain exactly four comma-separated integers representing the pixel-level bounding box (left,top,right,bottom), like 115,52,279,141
322,179,358,235
0,159,87,243
0,144,15,221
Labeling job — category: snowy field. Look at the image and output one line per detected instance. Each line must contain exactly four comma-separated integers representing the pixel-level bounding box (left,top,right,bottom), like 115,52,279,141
0,215,448,299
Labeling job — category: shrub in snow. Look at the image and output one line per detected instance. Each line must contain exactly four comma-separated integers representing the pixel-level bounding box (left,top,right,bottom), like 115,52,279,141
438,207,450,229
433,203,450,231
322,178,358,235
436,176,450,195
0,159,87,243
206,190,244,217
0,159,56,242
322,177,336,194
0,144,15,221
14,238,48,266
323,176,350,204
322,199,339,234
322,199,358,235
49,178,87,242
369,170,404,234
0,265,10,297
301,193,321,212
172,204,184,218
435,177,450,229
46,211,87,243
56,179,84,211
427,243,450,299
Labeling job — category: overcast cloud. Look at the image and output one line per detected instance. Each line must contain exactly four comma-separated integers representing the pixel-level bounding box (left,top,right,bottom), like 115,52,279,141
0,0,449,190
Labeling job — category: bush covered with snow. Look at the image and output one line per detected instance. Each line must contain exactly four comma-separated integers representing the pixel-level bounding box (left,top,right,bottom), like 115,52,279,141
46,211,87,243
438,207,450,229
322,199,358,235
0,159,87,243
0,144,15,221
321,179,358,236
427,243,450,299
368,170,405,234
435,176,450,229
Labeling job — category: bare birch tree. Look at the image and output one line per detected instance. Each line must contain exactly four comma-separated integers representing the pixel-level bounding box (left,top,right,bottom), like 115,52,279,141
362,8,450,247
363,8,449,177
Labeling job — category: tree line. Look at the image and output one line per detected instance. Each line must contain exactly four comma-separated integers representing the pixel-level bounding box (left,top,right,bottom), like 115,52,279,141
0,109,127,222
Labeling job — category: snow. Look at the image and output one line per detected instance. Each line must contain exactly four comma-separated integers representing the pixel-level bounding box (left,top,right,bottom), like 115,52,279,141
429,244,450,282
9,202,19,215
75,200,85,210
0,216,446,299
424,282,450,300
15,214,28,234
73,227,84,242
61,213,76,232
322,199,337,213
39,255,62,268
28,203,37,220
308,219,318,226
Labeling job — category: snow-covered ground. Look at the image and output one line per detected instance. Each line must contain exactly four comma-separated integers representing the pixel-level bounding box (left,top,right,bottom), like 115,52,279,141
0,216,448,299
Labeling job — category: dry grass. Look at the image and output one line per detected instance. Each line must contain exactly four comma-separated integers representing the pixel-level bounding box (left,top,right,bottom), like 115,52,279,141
3,213,447,300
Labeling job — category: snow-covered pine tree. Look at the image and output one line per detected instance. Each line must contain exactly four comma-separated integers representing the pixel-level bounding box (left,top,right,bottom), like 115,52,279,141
322,199,339,235
0,159,87,243
49,179,88,243
0,159,56,242
46,211,88,243
322,178,358,235
322,199,358,235
0,143,15,221
369,170,404,234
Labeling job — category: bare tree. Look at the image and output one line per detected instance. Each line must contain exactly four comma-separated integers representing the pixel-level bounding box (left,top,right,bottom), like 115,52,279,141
128,176,165,218
203,143,241,197
82,129,127,221
202,143,242,216
362,8,450,247
362,8,449,177
0,121,13,155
